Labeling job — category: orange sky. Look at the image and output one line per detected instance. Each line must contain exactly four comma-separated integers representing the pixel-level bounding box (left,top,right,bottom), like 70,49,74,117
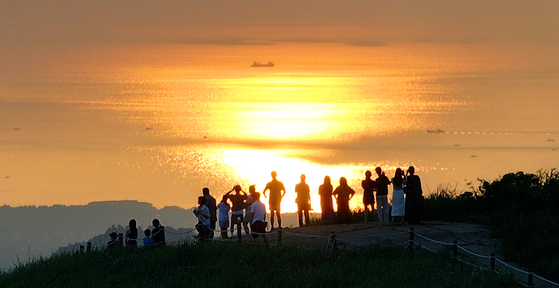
1,1,558,48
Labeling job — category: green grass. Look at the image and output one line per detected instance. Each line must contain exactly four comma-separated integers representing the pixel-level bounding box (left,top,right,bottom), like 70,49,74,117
0,243,522,288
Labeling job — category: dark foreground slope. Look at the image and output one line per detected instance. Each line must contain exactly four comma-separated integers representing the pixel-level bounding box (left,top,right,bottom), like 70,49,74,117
0,242,521,288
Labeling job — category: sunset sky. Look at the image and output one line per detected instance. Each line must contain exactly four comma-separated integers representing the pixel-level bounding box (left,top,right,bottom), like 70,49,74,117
1,1,559,210
2,1,558,50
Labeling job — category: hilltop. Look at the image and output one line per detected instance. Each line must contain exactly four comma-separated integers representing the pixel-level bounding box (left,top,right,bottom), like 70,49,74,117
0,225,522,288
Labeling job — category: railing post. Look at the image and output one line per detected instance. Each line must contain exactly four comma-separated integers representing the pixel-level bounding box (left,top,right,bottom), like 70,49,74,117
329,231,337,251
490,252,496,270
87,242,92,252
528,270,534,287
118,233,124,247
408,228,415,251
452,241,458,258
237,217,242,242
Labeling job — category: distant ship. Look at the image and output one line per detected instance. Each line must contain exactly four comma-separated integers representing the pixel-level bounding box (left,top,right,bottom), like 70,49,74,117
427,129,444,133
251,61,274,67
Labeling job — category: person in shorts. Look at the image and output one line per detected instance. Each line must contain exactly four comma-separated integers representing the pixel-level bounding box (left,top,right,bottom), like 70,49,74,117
263,171,286,230
225,185,247,236
250,192,268,244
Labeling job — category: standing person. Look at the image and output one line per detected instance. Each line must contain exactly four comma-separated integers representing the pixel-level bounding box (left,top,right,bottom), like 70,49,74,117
217,195,231,239
243,185,257,235
295,174,311,227
151,219,166,246
391,168,406,224
405,166,424,225
375,167,391,223
225,185,247,236
319,176,335,223
202,187,217,233
332,177,355,224
263,171,286,230
193,196,211,239
362,170,376,222
125,219,138,248
249,192,268,244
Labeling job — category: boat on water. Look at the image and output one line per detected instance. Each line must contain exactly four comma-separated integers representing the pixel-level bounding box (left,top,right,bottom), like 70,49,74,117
251,61,274,67
427,129,444,133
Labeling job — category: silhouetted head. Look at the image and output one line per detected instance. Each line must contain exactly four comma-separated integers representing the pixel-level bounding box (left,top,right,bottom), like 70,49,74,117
151,219,161,227
365,170,372,178
109,232,118,240
408,166,415,175
271,171,277,179
129,219,136,229
300,174,306,181
375,167,382,176
202,187,210,196
394,168,404,186
198,196,207,205
221,195,228,203
234,185,242,193
249,185,256,194
339,177,348,186
324,175,331,184
152,218,160,227
253,192,261,201
144,229,151,237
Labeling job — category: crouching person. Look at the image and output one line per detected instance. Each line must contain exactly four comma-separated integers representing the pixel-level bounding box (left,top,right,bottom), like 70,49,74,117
194,196,213,239
250,193,268,244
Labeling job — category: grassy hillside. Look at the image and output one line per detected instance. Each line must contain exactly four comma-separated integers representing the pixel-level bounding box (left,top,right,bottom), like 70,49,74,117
0,242,521,288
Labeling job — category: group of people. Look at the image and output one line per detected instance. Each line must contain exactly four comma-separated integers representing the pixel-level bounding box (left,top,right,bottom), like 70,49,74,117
109,166,424,246
194,185,268,244
360,166,424,225
107,218,166,248
193,166,424,240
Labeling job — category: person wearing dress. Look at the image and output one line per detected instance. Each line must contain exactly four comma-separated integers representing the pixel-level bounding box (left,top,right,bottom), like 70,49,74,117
319,176,334,222
391,168,406,224
332,177,355,224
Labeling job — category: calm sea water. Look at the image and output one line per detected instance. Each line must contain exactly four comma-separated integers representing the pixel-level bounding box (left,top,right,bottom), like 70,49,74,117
1,44,558,212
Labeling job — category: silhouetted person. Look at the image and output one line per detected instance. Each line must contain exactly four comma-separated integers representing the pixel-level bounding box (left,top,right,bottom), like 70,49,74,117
225,185,247,236
250,192,268,244
295,174,311,226
375,167,391,223
243,185,257,235
151,218,166,246
263,171,286,230
143,229,154,247
404,166,424,225
203,187,217,232
217,195,231,239
391,168,406,224
194,196,211,239
107,232,119,248
126,219,138,248
333,177,355,224
362,170,376,222
319,176,334,223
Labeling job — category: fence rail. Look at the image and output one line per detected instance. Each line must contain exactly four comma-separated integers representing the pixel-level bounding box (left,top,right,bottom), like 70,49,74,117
74,225,558,288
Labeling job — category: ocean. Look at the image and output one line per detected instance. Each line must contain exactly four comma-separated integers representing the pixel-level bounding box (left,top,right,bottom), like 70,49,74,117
1,43,558,212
